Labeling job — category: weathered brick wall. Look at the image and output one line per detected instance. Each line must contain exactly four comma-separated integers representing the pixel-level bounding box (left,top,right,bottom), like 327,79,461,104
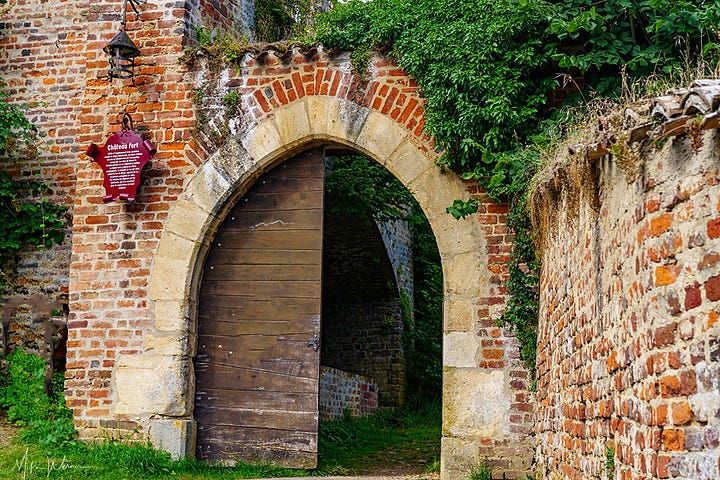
0,0,87,360
469,188,535,471
535,130,720,479
319,366,378,420
67,0,202,436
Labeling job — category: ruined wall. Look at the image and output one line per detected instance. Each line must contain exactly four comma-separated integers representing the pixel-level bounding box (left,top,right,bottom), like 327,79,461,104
0,0,88,361
535,124,720,478
319,366,378,419
322,206,407,406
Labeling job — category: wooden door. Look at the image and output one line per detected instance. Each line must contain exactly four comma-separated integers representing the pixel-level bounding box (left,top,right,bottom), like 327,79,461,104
194,149,324,468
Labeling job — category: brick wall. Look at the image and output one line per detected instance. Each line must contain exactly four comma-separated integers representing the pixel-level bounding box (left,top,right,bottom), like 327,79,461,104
535,131,720,479
67,0,203,436
0,0,87,362
322,203,407,406
319,366,378,419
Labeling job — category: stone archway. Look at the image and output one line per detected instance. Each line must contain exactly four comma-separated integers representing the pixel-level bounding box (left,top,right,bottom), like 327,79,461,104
107,48,530,476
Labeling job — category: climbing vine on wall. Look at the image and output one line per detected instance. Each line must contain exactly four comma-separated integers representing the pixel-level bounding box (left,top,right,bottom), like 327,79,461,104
0,86,67,284
312,0,720,374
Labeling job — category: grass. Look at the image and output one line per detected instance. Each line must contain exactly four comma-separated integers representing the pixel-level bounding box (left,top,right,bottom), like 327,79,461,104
0,402,441,480
318,401,441,475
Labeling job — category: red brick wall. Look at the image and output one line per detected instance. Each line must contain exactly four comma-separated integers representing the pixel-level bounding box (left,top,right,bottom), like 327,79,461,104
67,0,203,433
535,134,720,479
473,188,535,468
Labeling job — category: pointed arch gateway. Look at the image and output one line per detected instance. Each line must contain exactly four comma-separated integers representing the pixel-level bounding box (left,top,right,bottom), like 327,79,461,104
128,77,523,476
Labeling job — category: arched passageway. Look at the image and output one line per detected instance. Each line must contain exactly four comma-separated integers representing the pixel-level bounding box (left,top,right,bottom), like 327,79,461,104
77,47,534,477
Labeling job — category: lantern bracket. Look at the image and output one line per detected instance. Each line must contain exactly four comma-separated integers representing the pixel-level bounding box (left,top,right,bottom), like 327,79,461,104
122,0,142,28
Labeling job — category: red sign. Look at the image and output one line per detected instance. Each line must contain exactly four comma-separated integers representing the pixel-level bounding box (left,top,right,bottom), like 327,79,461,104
85,129,155,203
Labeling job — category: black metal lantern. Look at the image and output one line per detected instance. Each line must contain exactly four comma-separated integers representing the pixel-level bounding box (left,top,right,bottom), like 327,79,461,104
104,0,141,81
104,29,140,80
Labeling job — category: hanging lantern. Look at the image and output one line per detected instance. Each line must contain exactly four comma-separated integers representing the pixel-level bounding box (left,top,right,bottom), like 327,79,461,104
104,29,140,80
104,0,141,81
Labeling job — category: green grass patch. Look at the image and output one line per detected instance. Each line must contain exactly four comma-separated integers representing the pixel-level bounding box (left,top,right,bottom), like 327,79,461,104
0,350,440,479
318,402,441,475
0,402,441,479
0,433,310,480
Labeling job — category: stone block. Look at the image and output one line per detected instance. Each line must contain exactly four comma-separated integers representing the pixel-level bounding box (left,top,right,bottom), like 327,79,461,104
383,137,435,188
211,139,258,188
443,367,510,437
305,96,331,137
245,119,286,167
444,332,479,368
441,436,480,479
184,161,232,215
149,418,196,459
444,251,484,297
355,109,409,161
115,354,192,417
407,168,469,223
152,299,189,333
273,100,312,148
148,232,200,302
329,97,369,143
165,198,216,244
443,295,476,332
145,330,189,356
425,204,485,257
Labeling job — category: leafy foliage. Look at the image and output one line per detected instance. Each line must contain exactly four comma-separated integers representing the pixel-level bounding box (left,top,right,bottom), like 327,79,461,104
0,87,67,283
313,0,720,374
540,0,720,89
0,350,76,446
325,155,413,222
315,0,553,181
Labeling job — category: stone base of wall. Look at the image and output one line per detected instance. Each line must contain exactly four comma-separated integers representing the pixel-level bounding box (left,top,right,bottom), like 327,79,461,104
319,366,378,419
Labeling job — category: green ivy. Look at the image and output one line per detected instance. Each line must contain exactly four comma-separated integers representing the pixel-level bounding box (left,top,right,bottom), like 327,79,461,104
497,194,540,374
0,86,67,284
325,155,413,222
0,86,67,285
312,0,718,375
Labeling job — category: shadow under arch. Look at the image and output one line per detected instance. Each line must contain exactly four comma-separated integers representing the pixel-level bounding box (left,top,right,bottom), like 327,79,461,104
129,96,494,475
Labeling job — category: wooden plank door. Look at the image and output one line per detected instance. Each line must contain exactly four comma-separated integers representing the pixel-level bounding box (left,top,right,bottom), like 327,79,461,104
194,148,324,468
